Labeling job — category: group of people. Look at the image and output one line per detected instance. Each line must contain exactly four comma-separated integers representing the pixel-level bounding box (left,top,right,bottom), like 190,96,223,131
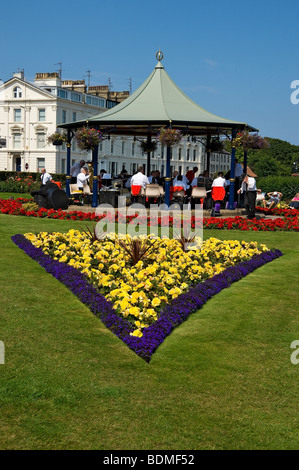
41,159,298,216
70,159,91,190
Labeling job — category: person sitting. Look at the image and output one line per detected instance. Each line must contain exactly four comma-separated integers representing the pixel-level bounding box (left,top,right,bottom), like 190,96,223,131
77,167,90,191
130,166,149,202
173,175,187,192
256,189,266,206
70,159,85,184
263,191,283,209
289,192,299,209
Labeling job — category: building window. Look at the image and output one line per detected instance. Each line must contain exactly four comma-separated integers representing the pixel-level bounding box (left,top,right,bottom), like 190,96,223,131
132,142,135,156
99,141,103,151
62,110,67,123
72,112,77,122
37,132,46,148
193,149,196,162
38,109,46,122
13,133,21,149
14,109,21,122
178,148,182,161
111,140,114,154
13,86,22,98
37,158,45,171
121,141,125,155
61,159,66,174
186,148,190,161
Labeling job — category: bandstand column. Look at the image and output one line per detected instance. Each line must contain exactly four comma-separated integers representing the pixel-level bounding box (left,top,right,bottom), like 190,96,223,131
66,129,72,197
228,128,237,210
92,144,99,208
243,150,248,174
164,145,171,207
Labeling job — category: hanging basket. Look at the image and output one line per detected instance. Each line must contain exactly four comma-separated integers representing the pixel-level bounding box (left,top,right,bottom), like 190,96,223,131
139,139,158,153
231,131,270,151
75,127,103,151
157,128,182,147
47,131,67,146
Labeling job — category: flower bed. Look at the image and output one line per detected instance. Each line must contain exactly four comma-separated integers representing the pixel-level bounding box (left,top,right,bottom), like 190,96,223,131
12,231,283,361
1,198,299,231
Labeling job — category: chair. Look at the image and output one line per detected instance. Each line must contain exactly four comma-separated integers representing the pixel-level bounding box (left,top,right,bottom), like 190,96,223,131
70,183,83,205
131,185,145,204
191,187,207,205
144,184,162,205
83,183,93,205
172,188,187,207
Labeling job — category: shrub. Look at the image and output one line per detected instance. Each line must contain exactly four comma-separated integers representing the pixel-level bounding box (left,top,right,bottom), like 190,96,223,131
257,176,299,200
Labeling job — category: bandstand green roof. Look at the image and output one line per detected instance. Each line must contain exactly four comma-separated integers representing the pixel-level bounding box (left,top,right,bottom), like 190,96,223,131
60,53,257,137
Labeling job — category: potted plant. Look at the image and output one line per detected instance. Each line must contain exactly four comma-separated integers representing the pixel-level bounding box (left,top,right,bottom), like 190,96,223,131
74,127,103,151
139,139,158,153
231,131,270,150
47,130,67,146
210,138,224,152
157,128,182,147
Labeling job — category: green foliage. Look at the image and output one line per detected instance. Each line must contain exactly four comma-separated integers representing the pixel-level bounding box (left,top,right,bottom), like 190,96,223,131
248,138,299,177
22,202,39,212
257,176,299,199
0,171,66,185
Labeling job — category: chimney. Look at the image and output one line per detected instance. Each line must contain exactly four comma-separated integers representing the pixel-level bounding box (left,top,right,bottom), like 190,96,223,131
13,69,24,80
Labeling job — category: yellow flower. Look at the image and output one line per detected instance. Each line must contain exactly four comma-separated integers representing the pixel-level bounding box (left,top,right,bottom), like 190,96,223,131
151,298,161,307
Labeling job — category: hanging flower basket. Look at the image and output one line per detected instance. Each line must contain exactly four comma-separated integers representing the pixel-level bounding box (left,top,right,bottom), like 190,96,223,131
231,131,270,151
47,131,67,146
139,139,158,153
157,128,182,147
74,127,103,151
210,138,224,152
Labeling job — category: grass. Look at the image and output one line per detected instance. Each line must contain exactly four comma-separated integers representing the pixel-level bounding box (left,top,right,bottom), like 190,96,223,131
0,192,32,200
0,214,298,450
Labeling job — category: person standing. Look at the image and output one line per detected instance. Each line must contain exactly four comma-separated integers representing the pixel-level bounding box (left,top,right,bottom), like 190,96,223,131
70,159,86,184
40,168,52,186
211,172,228,216
238,174,257,219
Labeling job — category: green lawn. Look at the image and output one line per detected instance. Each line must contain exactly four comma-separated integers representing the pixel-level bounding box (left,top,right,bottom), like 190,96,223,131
0,192,32,200
0,214,298,450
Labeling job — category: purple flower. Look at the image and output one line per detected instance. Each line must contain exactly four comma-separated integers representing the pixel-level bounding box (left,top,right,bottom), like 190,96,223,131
11,234,283,362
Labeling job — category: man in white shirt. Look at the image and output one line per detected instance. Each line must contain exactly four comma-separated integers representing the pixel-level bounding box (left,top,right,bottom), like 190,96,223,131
237,174,257,219
130,166,149,202
77,167,90,190
212,172,228,189
40,168,52,186
130,166,149,189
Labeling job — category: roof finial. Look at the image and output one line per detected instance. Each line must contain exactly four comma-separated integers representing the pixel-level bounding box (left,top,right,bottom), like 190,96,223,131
156,50,164,61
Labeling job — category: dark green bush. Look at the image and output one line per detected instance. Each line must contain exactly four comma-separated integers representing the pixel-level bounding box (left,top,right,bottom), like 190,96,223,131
257,176,299,200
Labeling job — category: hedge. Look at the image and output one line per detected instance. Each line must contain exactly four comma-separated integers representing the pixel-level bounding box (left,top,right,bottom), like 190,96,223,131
256,176,299,200
0,171,66,185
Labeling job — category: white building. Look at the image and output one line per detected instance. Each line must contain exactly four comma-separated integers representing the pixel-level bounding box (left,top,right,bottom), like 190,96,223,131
0,71,230,178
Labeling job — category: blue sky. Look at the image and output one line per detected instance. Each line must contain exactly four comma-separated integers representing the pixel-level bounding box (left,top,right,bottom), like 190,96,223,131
2,0,299,144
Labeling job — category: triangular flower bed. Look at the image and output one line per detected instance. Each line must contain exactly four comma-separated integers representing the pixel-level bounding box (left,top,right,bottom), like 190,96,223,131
12,234,282,362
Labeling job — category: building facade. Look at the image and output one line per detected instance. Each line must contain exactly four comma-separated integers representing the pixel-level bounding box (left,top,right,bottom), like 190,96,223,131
0,71,230,178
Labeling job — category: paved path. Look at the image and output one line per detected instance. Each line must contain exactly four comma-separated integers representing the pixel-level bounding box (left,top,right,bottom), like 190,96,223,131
65,204,278,220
